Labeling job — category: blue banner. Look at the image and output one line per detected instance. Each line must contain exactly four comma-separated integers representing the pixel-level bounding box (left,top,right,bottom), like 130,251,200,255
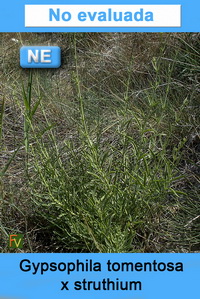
0,253,199,299
0,0,199,32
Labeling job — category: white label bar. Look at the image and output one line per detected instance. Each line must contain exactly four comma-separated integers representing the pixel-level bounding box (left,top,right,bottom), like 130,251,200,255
25,5,181,28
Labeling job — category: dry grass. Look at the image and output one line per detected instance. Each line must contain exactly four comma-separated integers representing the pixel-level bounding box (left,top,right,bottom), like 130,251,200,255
0,33,199,252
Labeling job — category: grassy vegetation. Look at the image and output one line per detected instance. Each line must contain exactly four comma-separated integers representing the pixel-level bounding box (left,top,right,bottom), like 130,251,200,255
0,33,199,252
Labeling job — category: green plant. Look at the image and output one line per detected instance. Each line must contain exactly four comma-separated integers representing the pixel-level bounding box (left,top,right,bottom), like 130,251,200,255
0,33,199,253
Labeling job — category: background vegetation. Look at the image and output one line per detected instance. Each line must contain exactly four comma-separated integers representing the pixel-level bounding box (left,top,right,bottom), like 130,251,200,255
0,33,199,252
